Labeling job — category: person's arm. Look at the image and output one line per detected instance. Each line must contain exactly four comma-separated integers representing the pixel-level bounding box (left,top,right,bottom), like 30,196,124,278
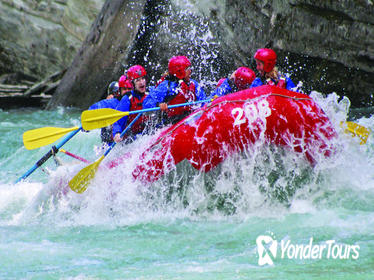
210,78,233,98
112,96,131,142
142,81,169,109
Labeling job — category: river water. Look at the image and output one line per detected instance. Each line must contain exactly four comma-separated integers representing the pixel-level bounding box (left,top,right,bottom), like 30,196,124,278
0,91,373,279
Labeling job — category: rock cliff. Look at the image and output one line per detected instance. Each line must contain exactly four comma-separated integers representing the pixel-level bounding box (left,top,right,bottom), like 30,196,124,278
2,0,374,109
204,0,374,107
0,0,104,81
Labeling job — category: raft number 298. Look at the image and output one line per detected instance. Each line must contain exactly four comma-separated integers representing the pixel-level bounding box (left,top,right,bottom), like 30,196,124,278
232,99,271,126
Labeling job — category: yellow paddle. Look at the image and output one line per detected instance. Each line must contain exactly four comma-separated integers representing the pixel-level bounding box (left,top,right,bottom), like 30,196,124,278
69,155,104,193
81,99,212,130
69,114,142,193
82,108,129,131
16,127,82,183
23,126,80,150
343,121,371,145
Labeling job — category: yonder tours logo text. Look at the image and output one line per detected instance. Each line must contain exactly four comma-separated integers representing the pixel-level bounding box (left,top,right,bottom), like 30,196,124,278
256,235,360,266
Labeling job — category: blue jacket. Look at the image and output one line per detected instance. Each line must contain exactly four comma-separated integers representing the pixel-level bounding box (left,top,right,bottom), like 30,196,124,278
250,74,297,91
88,98,119,110
210,78,234,98
142,78,207,109
111,90,146,138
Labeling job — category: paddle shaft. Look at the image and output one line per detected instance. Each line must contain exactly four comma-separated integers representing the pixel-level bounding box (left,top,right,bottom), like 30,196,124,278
15,127,82,183
104,113,142,157
60,149,90,164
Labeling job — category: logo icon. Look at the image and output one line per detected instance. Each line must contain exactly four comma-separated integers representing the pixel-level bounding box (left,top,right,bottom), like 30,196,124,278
256,235,278,266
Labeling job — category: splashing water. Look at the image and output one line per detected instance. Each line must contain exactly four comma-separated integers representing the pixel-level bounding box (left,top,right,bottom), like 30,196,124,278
1,92,374,277
1,93,372,224
1,1,374,277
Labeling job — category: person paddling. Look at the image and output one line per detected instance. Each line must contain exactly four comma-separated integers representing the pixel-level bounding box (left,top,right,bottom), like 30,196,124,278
211,67,256,97
250,48,297,91
112,65,149,143
142,55,207,125
89,76,133,144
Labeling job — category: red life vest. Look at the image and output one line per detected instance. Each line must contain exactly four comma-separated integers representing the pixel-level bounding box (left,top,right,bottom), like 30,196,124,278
167,81,196,118
265,75,286,89
128,92,148,134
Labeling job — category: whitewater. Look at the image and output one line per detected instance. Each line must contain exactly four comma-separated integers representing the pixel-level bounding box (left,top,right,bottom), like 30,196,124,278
0,90,373,279
1,1,373,277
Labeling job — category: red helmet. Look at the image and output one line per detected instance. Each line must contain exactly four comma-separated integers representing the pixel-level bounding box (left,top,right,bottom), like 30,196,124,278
234,67,256,89
168,56,191,79
127,65,147,81
216,78,226,88
118,75,133,89
254,48,277,73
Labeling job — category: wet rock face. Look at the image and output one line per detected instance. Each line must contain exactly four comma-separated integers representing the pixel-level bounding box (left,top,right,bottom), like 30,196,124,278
197,0,374,107
49,0,374,109
47,0,149,109
6,0,372,108
0,0,104,80
48,0,240,109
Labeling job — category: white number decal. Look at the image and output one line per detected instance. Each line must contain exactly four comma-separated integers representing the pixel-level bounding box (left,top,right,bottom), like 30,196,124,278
232,99,271,126
257,99,271,118
244,103,258,123
232,107,246,126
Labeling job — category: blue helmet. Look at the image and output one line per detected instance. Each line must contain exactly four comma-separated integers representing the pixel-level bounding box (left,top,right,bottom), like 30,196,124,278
107,81,119,97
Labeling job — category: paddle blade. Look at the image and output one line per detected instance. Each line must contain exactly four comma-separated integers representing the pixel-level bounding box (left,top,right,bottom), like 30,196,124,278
81,108,129,130
23,126,79,150
343,121,371,144
68,155,104,193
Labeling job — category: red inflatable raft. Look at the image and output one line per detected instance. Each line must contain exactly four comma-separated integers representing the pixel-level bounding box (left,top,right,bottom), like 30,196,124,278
117,85,337,183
